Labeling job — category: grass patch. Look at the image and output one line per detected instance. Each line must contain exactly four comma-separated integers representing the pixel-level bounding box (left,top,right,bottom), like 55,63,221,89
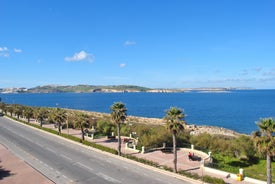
243,160,275,182
211,153,275,182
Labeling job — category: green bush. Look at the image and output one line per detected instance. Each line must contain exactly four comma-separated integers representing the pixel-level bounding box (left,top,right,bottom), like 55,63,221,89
97,120,116,135
83,140,118,155
122,154,159,167
202,175,226,184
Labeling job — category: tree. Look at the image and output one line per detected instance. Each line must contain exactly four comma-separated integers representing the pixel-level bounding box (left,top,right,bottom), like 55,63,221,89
0,102,7,114
73,112,91,141
35,107,49,127
53,108,67,135
253,118,275,184
7,105,14,117
110,102,127,156
14,104,23,120
164,107,185,173
23,106,34,123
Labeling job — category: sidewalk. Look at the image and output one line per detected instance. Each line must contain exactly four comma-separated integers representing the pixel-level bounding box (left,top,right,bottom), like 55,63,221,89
0,144,54,184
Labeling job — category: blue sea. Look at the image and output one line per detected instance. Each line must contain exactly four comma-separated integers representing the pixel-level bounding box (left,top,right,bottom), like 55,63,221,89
1,90,275,134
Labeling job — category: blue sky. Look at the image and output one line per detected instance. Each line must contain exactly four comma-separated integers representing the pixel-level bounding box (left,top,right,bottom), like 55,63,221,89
1,0,274,89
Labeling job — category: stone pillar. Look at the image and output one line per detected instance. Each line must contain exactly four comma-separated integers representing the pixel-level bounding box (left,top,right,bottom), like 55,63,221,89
141,146,145,154
163,142,166,148
111,132,114,136
133,145,136,150
91,133,94,140
130,133,132,138
200,160,205,168
125,142,128,149
239,168,244,175
191,144,194,150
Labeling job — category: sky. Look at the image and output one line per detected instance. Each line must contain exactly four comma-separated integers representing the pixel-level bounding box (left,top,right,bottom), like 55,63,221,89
0,0,275,89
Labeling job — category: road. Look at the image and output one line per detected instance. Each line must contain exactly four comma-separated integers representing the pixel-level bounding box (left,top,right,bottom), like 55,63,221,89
0,117,194,184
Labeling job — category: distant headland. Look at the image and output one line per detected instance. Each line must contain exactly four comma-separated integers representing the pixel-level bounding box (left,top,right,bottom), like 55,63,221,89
0,84,252,94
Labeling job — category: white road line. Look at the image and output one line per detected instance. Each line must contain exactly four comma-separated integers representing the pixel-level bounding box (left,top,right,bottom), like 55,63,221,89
46,147,56,153
75,162,94,173
96,172,121,183
60,154,72,161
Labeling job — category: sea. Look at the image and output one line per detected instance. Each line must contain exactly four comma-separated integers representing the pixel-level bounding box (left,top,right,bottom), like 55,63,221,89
1,90,275,134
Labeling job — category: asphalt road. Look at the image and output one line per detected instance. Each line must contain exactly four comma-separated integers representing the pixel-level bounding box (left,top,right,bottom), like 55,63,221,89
0,117,194,184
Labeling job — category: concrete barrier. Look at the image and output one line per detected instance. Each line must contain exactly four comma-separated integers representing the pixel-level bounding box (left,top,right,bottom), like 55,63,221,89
204,166,266,184
203,166,237,179
243,177,266,184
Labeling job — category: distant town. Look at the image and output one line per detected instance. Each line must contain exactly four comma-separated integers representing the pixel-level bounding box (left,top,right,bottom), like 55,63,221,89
0,85,250,94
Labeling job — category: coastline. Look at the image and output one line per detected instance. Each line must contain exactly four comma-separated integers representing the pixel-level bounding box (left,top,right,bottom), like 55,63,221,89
68,109,242,137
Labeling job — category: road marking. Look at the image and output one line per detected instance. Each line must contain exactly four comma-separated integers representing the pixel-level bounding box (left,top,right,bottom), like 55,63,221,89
60,154,72,161
75,162,94,173
96,172,121,183
46,147,56,153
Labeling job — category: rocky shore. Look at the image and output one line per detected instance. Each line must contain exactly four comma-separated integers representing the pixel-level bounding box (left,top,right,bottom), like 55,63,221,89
69,109,241,137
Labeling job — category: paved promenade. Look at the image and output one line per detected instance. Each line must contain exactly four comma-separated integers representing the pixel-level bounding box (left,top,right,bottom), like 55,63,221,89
1,119,264,184
54,125,256,184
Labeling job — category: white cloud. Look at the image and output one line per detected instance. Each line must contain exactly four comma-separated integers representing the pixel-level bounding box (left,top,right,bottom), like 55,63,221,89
120,63,126,68
0,47,9,57
0,47,22,57
14,48,22,53
0,47,8,51
124,40,136,46
65,50,94,62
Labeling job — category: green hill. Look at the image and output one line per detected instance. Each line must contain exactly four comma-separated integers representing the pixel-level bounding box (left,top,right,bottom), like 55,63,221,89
27,85,152,93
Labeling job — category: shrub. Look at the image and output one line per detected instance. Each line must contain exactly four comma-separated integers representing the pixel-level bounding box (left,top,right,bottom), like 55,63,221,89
202,175,226,184
97,120,116,135
83,140,118,155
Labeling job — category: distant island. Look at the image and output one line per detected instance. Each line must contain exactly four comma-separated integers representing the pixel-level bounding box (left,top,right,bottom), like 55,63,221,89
0,84,251,94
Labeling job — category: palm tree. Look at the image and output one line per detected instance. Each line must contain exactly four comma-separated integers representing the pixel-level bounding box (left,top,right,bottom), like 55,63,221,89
23,106,34,123
164,107,185,173
35,107,49,127
7,105,14,117
253,118,275,184
53,108,67,135
73,112,91,141
0,102,7,115
0,102,6,113
110,102,127,156
14,104,23,120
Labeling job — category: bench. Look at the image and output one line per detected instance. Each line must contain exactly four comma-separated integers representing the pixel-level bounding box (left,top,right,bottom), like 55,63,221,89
188,154,201,161
107,135,116,139
161,148,173,153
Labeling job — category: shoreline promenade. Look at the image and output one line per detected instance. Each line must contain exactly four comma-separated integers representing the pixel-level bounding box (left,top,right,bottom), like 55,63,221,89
0,117,265,184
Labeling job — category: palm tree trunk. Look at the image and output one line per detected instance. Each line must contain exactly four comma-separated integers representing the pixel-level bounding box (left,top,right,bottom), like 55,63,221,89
267,153,272,184
173,133,177,173
81,127,85,141
58,124,61,135
117,123,121,156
